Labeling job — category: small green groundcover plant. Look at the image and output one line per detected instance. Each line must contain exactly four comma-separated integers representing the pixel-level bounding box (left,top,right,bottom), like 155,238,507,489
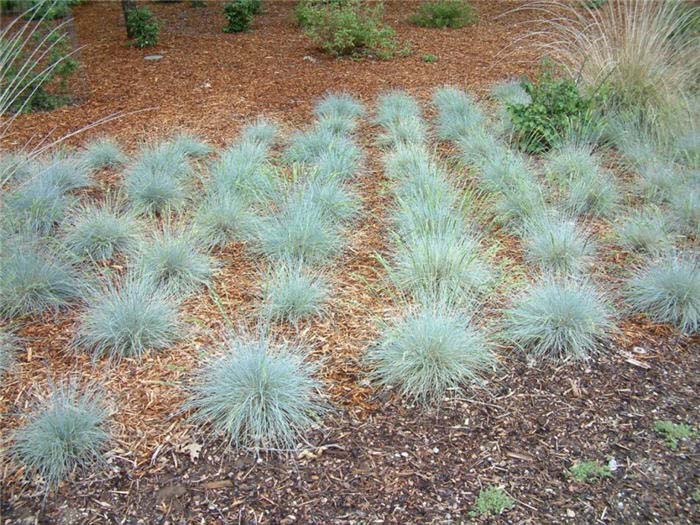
653,420,696,449
296,0,400,59
422,53,438,63
506,67,599,153
409,0,476,29
126,6,160,48
469,486,515,517
223,0,261,33
568,460,613,483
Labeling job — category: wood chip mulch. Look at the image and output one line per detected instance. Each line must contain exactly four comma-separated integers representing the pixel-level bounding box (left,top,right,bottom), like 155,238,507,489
1,2,699,524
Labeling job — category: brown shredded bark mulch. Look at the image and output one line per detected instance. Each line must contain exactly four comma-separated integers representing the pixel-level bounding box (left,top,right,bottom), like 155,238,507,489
1,2,699,524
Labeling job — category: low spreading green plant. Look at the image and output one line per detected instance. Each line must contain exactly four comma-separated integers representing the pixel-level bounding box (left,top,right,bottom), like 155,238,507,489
470,486,515,517
625,252,699,334
262,260,328,324
185,333,325,450
568,460,613,482
76,273,181,360
301,0,399,59
135,227,214,294
422,53,437,63
409,0,476,29
503,278,614,361
506,69,598,153
653,420,696,449
0,238,83,318
82,137,127,170
223,0,260,33
126,7,160,48
12,382,111,490
64,200,141,261
367,302,494,405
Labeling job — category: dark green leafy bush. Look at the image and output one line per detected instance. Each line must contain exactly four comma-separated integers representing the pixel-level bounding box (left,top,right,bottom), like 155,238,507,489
506,70,598,153
0,23,78,113
223,0,261,33
126,7,160,48
299,0,399,59
409,1,476,29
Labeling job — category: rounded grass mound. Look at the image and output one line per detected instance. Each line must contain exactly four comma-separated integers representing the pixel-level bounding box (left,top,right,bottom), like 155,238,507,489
135,228,215,294
64,202,141,261
185,334,325,450
3,178,72,234
76,274,182,360
82,137,127,170
192,189,250,249
523,213,595,274
503,278,614,361
616,208,672,253
263,261,328,324
367,303,495,405
12,383,111,490
314,92,364,121
625,252,700,334
0,240,84,319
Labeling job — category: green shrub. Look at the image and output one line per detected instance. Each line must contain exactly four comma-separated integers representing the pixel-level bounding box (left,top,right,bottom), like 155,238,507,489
22,0,72,21
506,70,598,153
126,7,160,48
409,1,476,29
185,333,325,450
12,382,111,490
300,0,399,59
0,21,79,113
223,0,256,33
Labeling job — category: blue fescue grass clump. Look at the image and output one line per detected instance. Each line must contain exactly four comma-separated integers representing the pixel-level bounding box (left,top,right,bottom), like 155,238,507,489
544,142,600,186
135,227,215,294
491,79,531,106
503,278,614,361
523,213,595,274
12,383,111,490
3,178,71,234
314,92,364,121
377,116,427,148
616,208,672,253
76,274,181,360
492,177,547,230
0,151,38,184
565,169,620,217
125,143,192,216
286,129,362,179
668,185,699,236
432,85,485,140
383,143,432,179
82,137,127,170
314,139,363,179
170,131,212,158
297,175,361,225
457,127,502,167
38,154,93,192
388,229,493,302
240,117,279,148
625,252,700,334
477,147,532,193
392,193,462,238
315,114,357,137
185,333,325,450
64,201,141,261
367,302,495,405
0,239,84,319
637,161,683,203
250,196,343,266
0,329,20,377
262,260,328,324
376,90,421,127
211,141,277,201
192,188,250,249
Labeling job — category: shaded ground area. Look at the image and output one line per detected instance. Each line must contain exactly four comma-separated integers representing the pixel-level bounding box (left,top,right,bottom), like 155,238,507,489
1,2,699,524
